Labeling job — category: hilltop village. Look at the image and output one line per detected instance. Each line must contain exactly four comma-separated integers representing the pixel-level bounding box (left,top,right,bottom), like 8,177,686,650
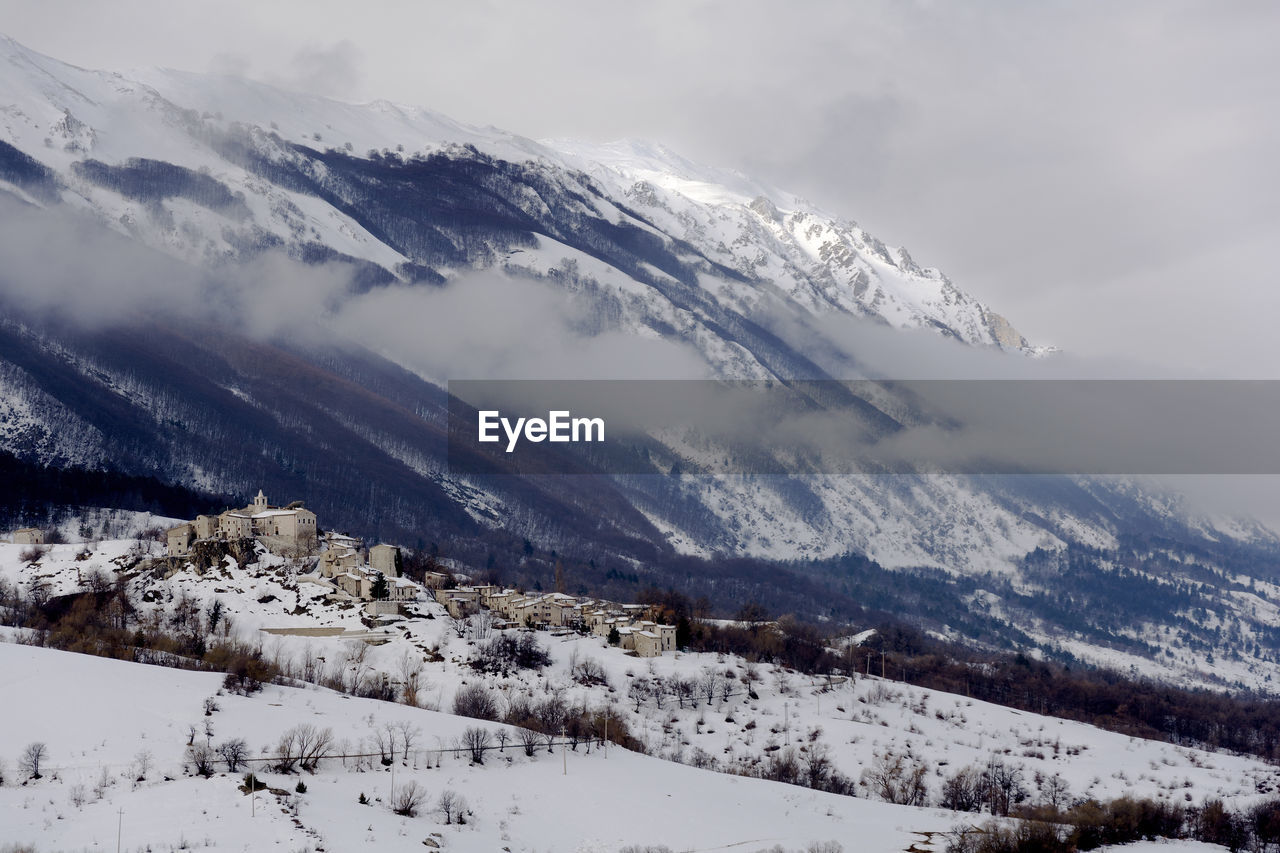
436,586,677,657
165,490,418,614
162,490,677,655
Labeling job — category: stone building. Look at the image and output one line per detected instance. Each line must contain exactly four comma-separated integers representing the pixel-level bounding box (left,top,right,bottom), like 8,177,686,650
436,585,678,655
166,490,318,557
13,528,43,545
369,543,401,576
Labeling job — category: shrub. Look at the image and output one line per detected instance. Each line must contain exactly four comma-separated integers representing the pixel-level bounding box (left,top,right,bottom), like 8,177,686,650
392,781,427,817
471,632,551,675
452,683,499,720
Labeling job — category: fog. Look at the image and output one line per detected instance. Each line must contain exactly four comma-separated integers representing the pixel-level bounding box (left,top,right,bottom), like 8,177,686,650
0,197,706,380
5,191,1280,529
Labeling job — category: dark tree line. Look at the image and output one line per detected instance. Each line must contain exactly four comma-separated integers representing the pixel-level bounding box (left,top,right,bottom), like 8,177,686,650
949,794,1280,853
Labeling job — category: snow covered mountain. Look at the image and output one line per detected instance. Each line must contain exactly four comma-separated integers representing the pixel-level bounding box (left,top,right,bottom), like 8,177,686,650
0,33,1037,359
3,34,1279,676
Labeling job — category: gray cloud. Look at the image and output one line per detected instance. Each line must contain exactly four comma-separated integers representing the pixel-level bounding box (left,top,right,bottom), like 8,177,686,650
330,273,709,381
0,196,204,325
273,39,364,100
0,196,353,338
0,196,706,380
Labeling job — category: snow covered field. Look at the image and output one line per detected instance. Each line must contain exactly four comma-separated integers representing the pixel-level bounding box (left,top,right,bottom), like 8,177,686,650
1,538,1275,851
0,643,948,852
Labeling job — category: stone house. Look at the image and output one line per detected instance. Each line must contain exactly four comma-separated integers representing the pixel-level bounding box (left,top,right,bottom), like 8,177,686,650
629,621,677,657
167,523,195,557
435,587,486,619
369,543,401,576
13,528,43,545
420,571,452,589
434,584,678,655
319,546,364,577
334,568,418,603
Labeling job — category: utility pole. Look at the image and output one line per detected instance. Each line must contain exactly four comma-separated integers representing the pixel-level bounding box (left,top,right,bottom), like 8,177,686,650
784,701,790,746
866,651,872,676
604,708,608,759
116,808,123,853
561,726,567,776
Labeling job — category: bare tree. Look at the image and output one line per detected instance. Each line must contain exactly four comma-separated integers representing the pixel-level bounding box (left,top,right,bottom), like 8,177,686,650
804,742,834,790
674,678,695,709
518,727,540,757
399,653,426,707
699,667,722,706
496,729,510,753
396,721,422,762
651,677,668,709
573,656,608,687
628,677,651,712
93,765,111,799
84,568,113,595
299,643,320,684
391,780,428,817
861,749,929,806
371,723,394,766
293,724,335,772
217,738,249,772
438,789,467,824
462,727,492,764
133,749,153,781
462,611,495,640
187,741,217,777
343,641,372,694
381,723,400,764
720,671,736,703
19,742,47,779
536,693,567,753
273,729,300,773
1038,772,1071,810
983,756,1025,816
941,765,984,812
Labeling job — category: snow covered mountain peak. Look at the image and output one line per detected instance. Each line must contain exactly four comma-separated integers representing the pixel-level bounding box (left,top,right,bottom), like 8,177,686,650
0,32,1040,359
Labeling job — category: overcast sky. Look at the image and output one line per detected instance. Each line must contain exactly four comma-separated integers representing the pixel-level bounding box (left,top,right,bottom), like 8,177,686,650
4,0,1279,374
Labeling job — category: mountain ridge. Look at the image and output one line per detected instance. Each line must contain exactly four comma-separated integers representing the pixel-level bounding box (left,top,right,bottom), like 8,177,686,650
0,32,1041,358
4,35,1280,688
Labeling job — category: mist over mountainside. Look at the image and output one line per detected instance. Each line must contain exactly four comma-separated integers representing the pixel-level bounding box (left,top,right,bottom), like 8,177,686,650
3,34,1280,682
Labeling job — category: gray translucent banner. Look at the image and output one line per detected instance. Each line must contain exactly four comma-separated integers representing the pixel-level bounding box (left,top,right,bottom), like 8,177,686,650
446,380,1280,476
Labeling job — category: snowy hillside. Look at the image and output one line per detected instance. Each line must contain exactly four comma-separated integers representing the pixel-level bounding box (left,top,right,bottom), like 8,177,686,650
2,527,1275,851
7,537,1280,788
0,643,908,852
